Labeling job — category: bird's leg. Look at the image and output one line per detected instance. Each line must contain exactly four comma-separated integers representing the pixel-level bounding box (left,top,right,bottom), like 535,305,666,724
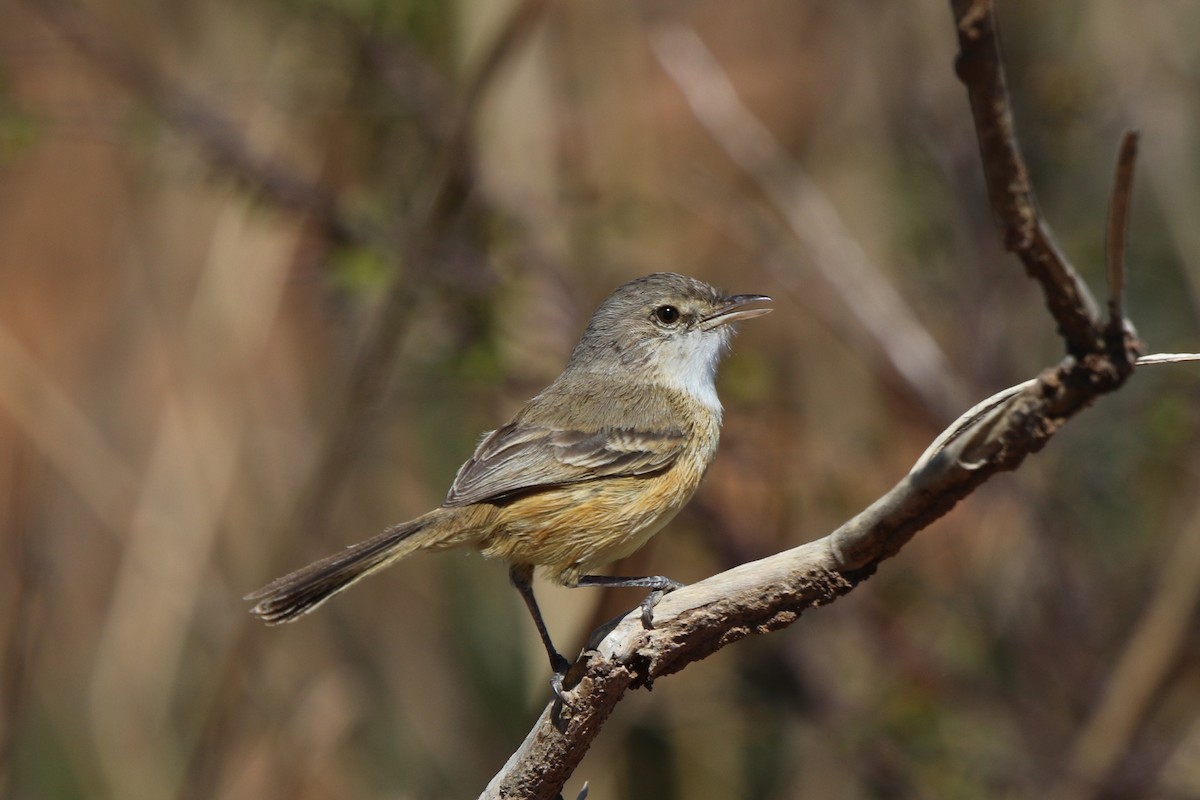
509,564,571,702
575,574,684,628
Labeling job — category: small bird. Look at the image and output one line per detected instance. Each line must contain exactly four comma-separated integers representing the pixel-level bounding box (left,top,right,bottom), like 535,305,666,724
247,273,771,697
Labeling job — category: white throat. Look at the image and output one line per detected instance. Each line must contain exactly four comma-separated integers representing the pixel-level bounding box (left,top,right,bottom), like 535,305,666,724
654,329,727,415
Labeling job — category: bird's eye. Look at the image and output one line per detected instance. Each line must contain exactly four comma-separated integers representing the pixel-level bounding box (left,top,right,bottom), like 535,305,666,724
654,305,681,325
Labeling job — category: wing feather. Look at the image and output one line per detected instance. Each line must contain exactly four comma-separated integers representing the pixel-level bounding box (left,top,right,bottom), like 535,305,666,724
443,420,687,507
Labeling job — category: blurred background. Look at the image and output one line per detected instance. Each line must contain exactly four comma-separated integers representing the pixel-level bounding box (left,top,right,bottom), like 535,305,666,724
2,0,1199,798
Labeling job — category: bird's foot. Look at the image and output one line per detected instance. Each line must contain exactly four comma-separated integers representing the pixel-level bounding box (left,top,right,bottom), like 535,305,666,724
640,578,684,628
549,651,572,706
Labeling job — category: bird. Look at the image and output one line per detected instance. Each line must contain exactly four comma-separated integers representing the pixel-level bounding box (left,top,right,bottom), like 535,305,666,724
246,272,771,698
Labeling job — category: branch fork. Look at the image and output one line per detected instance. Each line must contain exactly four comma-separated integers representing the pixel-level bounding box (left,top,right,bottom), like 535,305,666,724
481,3,1159,796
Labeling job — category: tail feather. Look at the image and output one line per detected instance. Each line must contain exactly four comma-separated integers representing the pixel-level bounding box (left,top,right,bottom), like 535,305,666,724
246,511,442,624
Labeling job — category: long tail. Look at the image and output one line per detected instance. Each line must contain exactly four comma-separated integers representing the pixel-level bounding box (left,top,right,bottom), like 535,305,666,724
246,509,450,624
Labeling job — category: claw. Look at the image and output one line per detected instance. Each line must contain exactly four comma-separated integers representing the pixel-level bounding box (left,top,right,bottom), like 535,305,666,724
639,578,683,628
640,590,664,628
549,652,572,706
551,671,568,705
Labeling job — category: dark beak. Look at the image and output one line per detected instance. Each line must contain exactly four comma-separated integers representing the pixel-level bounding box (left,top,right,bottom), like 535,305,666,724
700,294,772,329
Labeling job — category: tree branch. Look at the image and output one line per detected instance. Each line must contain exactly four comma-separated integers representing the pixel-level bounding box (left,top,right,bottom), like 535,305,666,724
483,351,1137,798
1105,131,1139,330
950,0,1103,357
482,3,1148,797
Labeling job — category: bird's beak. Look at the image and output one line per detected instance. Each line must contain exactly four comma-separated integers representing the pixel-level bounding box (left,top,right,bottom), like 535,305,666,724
700,294,772,329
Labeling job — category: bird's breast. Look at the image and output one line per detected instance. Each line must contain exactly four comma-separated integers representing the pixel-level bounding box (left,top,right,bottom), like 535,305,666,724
479,406,721,585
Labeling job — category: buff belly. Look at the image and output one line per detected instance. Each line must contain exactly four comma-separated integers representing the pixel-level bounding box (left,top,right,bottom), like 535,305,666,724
478,461,707,586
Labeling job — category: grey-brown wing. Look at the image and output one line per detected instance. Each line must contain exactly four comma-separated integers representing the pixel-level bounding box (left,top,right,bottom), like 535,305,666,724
443,421,687,507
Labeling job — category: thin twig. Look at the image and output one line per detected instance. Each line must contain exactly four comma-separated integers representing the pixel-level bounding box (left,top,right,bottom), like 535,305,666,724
950,0,1103,356
1106,131,1140,326
1136,353,1200,365
910,351,1200,473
